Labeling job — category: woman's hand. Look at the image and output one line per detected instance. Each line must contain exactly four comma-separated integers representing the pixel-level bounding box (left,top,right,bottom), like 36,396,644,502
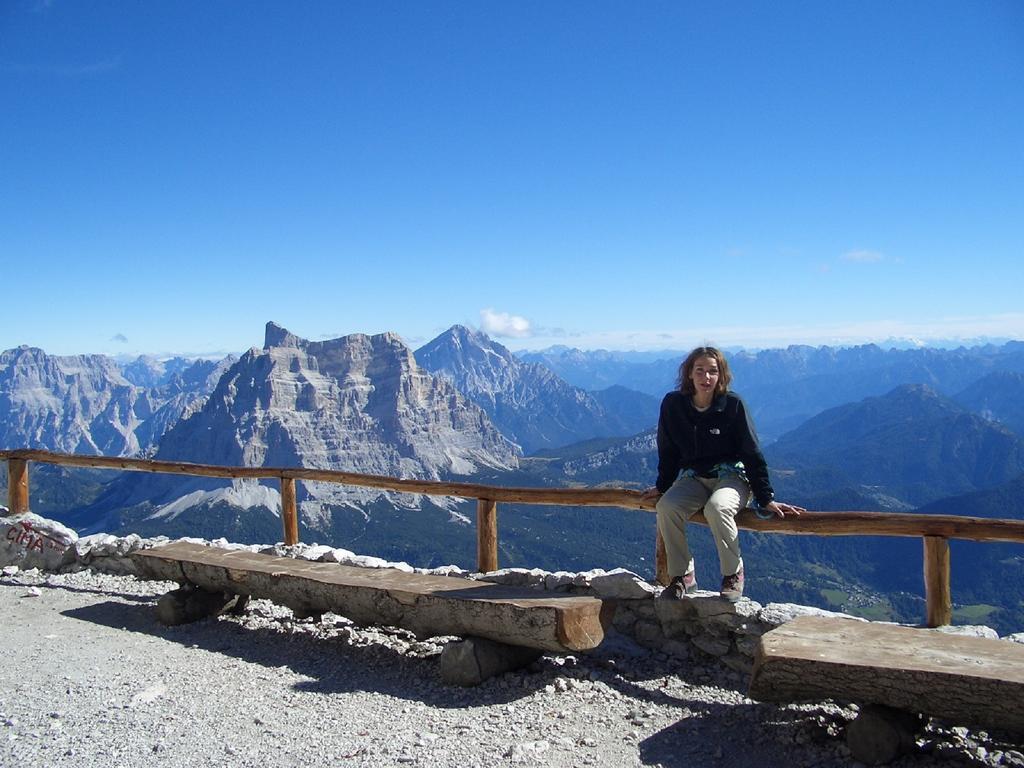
640,487,662,502
762,500,805,518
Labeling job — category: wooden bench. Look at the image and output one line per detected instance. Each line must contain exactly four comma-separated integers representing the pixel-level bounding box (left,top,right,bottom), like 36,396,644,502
132,542,613,682
748,615,1024,763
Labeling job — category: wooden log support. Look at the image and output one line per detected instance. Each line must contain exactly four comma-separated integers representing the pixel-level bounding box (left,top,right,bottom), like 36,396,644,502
923,535,952,627
133,542,610,652
7,458,29,515
280,476,299,546
749,615,1024,736
477,498,498,573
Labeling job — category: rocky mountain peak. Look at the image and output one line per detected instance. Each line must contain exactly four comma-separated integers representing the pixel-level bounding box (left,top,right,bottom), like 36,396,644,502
264,321,305,349
157,325,519,481
415,327,655,454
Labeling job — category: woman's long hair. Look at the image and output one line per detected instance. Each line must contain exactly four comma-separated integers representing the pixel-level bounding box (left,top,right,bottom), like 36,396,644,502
676,346,732,396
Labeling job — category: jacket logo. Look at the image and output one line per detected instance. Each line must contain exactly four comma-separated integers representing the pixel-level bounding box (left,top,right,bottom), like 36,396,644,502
709,428,720,435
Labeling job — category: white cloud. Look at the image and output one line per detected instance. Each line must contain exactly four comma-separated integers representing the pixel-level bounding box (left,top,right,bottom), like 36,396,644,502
479,308,532,338
841,249,885,263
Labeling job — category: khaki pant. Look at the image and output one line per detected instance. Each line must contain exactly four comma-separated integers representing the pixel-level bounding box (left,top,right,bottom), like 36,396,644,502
656,474,750,579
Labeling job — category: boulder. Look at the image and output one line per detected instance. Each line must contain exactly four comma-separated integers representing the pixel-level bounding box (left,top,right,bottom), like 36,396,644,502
439,637,542,686
0,513,77,571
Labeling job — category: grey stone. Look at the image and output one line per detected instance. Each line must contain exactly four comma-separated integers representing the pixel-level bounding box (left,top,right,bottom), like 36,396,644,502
926,624,999,640
479,568,547,588
612,606,638,633
543,571,576,590
735,631,763,658
588,569,658,599
691,632,732,657
299,545,335,561
662,639,691,660
319,547,356,563
155,586,240,626
1004,633,1024,645
1,513,78,572
424,564,469,578
439,637,541,686
633,620,665,649
720,652,753,675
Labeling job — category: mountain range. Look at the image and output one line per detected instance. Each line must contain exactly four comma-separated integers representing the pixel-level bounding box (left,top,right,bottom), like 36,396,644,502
0,345,234,456
4,325,1024,632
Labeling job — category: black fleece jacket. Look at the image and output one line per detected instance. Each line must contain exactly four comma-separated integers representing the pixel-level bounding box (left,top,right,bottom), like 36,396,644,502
654,390,775,507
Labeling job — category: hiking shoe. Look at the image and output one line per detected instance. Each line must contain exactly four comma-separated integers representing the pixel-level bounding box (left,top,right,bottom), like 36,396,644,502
720,567,744,603
661,570,698,600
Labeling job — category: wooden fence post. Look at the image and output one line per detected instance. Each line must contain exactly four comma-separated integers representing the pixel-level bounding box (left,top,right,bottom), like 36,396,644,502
7,459,29,515
923,535,952,627
655,528,669,586
477,498,498,573
280,477,299,546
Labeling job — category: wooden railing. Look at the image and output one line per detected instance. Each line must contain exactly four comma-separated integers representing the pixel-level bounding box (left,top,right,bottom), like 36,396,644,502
5,448,1024,628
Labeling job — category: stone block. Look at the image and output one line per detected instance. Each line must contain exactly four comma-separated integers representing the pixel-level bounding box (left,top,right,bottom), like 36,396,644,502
1,513,78,572
633,620,665,649
156,586,240,626
543,571,576,590
735,631,764,658
589,570,658,600
720,651,754,675
479,568,547,588
691,631,733,658
662,639,691,660
439,637,541,686
612,605,638,633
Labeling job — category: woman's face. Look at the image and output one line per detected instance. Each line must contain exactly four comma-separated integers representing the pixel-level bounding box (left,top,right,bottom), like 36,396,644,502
689,355,720,397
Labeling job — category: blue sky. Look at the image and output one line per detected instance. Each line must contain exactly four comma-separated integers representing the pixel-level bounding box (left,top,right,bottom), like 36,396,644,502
2,1,1022,358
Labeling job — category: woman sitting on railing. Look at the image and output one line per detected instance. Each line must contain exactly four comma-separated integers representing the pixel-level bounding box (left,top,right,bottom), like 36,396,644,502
642,346,804,602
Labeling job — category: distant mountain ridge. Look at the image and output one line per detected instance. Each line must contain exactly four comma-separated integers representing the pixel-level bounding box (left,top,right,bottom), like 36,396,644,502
0,346,229,456
953,370,1024,438
415,326,656,453
766,384,1024,508
519,341,1024,441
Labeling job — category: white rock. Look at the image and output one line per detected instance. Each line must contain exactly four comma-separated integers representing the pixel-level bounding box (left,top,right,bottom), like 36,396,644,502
319,548,356,564
543,571,575,590
927,624,999,640
298,545,335,561
1,513,78,571
758,602,864,628
589,569,658,599
507,741,550,762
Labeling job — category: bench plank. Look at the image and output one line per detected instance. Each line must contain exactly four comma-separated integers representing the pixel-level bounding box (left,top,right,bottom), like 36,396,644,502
749,615,1024,734
132,542,610,652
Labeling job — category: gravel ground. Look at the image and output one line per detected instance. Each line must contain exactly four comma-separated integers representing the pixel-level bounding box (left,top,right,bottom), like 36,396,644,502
1,569,1022,768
